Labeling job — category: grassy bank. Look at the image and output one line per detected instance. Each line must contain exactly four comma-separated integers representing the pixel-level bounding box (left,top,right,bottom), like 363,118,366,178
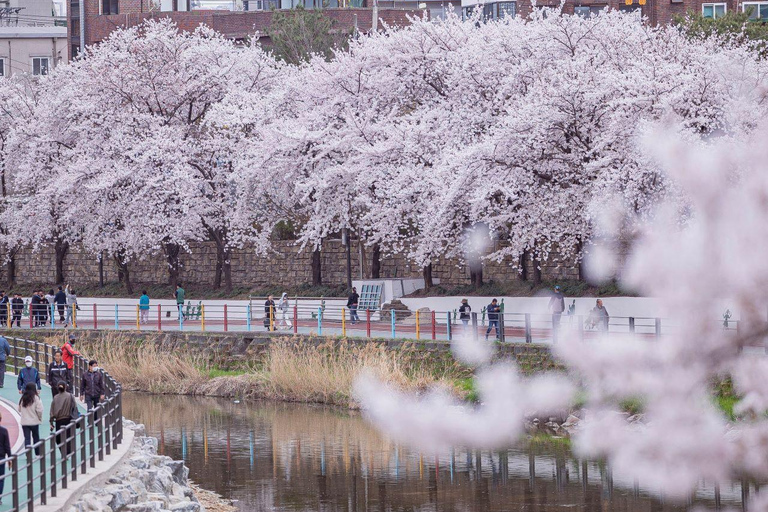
45,332,473,407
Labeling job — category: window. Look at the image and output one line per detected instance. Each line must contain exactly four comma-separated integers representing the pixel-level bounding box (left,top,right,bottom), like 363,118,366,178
702,2,726,17
497,1,516,16
32,57,49,76
101,0,118,14
743,2,768,19
574,5,603,17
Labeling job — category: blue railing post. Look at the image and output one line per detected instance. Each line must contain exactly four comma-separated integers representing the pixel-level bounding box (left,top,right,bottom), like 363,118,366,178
50,303,55,328
391,311,396,339
247,304,251,331
114,304,119,330
317,307,322,335
179,306,184,331
446,312,452,341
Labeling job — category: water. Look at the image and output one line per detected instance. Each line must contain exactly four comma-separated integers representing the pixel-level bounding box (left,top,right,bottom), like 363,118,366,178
123,393,744,511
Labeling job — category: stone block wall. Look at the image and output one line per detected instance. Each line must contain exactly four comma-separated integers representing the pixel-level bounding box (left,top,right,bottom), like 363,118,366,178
0,238,582,290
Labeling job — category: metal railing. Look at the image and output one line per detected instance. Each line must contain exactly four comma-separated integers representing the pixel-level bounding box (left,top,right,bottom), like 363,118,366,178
0,336,123,511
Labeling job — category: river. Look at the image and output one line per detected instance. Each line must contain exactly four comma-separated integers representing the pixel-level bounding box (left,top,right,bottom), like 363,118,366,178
123,393,744,511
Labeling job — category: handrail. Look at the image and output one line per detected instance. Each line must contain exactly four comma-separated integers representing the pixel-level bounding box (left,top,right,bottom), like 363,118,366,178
0,335,123,511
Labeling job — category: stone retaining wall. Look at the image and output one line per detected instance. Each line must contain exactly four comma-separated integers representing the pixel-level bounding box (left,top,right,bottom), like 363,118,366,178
2,239,581,290
67,420,202,512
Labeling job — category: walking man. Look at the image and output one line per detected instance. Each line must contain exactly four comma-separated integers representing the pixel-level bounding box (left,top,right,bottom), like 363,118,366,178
485,298,501,341
175,283,186,321
17,355,41,394
548,285,565,328
80,359,105,414
11,293,23,327
347,287,359,325
47,349,72,398
139,290,150,325
0,291,8,327
0,335,9,388
30,291,41,327
61,334,79,370
264,295,276,331
54,286,67,323
0,411,12,504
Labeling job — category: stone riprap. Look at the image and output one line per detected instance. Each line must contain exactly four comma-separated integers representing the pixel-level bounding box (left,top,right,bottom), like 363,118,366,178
68,420,203,512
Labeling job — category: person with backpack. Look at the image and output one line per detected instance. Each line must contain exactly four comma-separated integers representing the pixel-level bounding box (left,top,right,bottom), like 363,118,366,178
459,298,472,327
17,356,41,394
64,285,79,328
139,290,150,325
19,382,43,455
62,334,79,370
347,287,359,325
47,349,72,398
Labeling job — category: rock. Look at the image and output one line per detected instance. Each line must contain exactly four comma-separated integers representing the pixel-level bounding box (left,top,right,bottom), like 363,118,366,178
561,414,581,428
125,504,164,512
380,300,412,322
166,461,188,485
627,414,645,424
544,421,563,435
170,502,202,512
105,485,137,510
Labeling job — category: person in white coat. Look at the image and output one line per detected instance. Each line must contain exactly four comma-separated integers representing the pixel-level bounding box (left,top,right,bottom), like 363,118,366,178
19,382,43,455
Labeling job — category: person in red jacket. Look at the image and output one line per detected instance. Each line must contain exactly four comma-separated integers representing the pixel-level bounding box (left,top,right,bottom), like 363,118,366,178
61,335,79,370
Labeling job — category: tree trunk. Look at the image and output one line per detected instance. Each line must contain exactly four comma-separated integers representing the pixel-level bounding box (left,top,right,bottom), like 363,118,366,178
312,248,322,286
371,243,381,279
532,253,542,285
5,252,15,289
98,252,104,288
423,263,433,290
163,242,182,286
114,253,133,294
213,241,232,293
576,240,586,281
469,260,483,288
54,239,69,285
519,251,528,281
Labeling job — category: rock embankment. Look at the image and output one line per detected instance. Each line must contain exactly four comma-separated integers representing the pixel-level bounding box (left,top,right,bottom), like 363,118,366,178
68,420,213,512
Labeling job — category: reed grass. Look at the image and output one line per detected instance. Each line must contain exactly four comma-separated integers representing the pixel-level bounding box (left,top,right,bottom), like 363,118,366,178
42,333,465,407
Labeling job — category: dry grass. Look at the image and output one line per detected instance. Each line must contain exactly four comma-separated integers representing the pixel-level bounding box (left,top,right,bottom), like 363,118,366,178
43,332,463,407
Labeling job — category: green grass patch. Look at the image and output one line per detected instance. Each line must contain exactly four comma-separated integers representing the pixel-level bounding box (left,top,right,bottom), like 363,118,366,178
455,377,480,403
207,368,248,379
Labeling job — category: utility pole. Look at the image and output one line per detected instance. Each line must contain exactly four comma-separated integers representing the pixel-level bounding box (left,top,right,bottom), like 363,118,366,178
371,0,378,33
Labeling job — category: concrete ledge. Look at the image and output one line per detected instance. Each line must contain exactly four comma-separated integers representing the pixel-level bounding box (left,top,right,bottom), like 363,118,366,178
34,426,135,512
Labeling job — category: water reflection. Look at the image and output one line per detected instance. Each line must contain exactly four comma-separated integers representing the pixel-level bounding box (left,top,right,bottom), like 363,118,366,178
123,393,743,511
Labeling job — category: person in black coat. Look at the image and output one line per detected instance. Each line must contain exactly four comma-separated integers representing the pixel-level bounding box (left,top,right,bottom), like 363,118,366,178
264,295,276,331
47,350,72,398
0,291,8,327
30,292,41,327
54,286,67,323
11,294,23,328
0,411,12,502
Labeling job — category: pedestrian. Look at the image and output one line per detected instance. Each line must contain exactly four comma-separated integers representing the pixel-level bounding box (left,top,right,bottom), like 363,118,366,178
588,299,610,331
174,283,186,321
17,355,41,394
54,286,67,323
38,290,49,327
64,285,79,328
80,359,105,413
45,289,55,324
347,287,359,325
139,290,150,325
49,382,76,457
47,349,72,398
61,334,79,370
0,411,12,504
19,382,43,455
0,291,8,327
264,295,275,330
485,298,501,341
11,293,23,328
459,298,472,327
30,291,41,327
548,285,565,328
0,335,8,388
277,292,290,329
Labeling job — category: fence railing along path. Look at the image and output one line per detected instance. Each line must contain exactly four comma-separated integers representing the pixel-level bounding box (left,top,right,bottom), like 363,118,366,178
0,336,123,511
7,298,742,344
